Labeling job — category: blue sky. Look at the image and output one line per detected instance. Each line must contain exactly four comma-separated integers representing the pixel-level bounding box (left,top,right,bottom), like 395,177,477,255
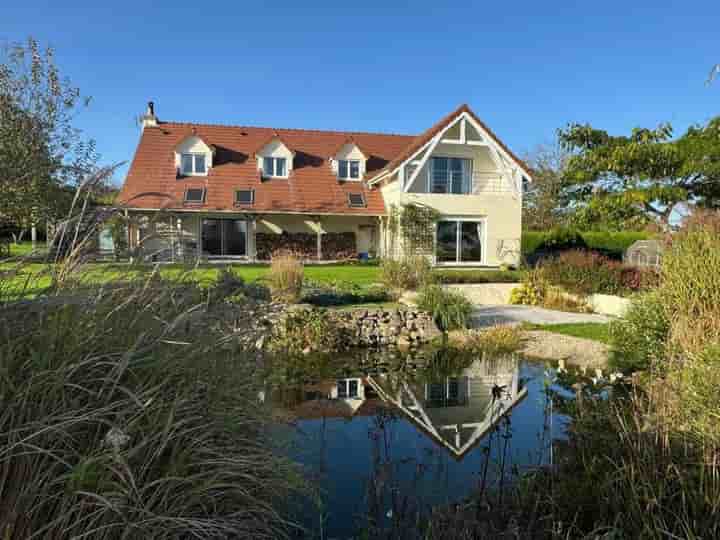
3,1,719,185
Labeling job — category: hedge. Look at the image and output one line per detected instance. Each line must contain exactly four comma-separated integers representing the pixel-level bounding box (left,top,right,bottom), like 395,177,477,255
433,269,525,284
522,230,651,258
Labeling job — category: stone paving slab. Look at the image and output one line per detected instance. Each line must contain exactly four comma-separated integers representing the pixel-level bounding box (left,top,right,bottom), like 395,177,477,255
470,304,611,328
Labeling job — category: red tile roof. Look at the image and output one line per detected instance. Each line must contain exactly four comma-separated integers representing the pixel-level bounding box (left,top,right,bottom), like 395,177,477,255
118,105,528,215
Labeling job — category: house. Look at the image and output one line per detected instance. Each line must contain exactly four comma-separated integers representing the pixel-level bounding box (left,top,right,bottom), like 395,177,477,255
118,102,532,266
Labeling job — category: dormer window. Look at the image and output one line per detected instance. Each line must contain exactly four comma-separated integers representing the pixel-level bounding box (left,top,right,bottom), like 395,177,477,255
338,160,361,180
181,153,207,175
263,157,287,178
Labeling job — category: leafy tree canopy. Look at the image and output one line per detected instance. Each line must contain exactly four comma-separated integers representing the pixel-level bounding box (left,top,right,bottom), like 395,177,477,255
0,37,97,235
558,118,720,226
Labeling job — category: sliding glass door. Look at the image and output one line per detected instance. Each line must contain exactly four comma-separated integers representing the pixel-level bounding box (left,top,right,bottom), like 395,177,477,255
202,218,247,257
435,219,484,264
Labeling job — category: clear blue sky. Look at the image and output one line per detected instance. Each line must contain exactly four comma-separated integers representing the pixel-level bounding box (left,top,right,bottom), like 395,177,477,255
3,0,719,185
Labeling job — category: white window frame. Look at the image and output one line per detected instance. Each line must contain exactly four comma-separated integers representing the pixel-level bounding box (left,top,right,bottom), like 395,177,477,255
180,153,207,176
338,159,361,181
434,217,487,266
336,378,360,399
427,157,473,194
263,157,288,178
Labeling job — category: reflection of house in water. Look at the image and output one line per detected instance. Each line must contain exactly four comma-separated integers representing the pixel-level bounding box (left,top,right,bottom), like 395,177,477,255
367,356,527,458
281,357,527,459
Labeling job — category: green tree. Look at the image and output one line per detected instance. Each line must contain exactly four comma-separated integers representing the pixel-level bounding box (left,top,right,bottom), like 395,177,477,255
0,37,97,241
559,119,720,227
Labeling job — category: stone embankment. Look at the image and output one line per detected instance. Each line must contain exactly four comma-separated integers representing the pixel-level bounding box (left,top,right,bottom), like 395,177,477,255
333,308,442,349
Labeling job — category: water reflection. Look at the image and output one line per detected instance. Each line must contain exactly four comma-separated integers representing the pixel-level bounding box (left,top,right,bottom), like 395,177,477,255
264,349,564,537
366,355,526,458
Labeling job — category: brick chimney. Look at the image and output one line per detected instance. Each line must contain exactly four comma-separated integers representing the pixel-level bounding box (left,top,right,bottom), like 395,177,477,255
141,101,158,129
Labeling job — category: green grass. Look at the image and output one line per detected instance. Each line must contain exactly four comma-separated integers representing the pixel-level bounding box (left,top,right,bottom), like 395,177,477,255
0,262,383,300
522,322,612,344
4,241,46,258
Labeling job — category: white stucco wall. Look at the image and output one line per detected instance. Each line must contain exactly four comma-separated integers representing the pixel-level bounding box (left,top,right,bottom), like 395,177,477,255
379,172,522,267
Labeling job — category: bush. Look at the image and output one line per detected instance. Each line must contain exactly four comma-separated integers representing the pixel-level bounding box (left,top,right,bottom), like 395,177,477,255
433,269,524,284
302,280,389,307
523,230,651,259
609,290,670,372
458,325,523,357
0,277,302,539
619,265,660,292
269,308,346,355
541,250,624,296
509,269,547,306
268,253,304,302
380,255,433,291
581,230,651,257
417,284,473,331
538,227,587,251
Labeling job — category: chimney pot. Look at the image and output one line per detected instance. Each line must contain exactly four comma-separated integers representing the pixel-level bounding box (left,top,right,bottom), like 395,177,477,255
141,100,158,130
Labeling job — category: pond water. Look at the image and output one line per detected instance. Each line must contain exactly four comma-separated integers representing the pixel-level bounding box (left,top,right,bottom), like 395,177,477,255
264,348,572,538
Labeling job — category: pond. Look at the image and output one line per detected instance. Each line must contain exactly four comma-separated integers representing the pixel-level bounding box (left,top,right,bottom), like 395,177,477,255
263,348,573,538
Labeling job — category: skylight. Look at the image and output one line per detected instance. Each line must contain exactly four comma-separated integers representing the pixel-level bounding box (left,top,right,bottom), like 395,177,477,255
235,189,255,205
347,193,366,208
184,188,206,204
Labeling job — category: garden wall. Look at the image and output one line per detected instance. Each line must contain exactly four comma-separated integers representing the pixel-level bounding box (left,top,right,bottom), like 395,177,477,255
441,283,519,305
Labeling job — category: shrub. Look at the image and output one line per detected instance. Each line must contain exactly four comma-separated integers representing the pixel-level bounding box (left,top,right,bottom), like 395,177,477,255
433,269,524,284
523,230,652,259
380,255,433,291
581,230,651,258
269,308,345,355
460,325,524,357
619,266,660,292
541,250,623,296
268,253,304,302
509,269,547,306
609,290,670,372
538,227,587,252
417,284,473,331
302,280,389,307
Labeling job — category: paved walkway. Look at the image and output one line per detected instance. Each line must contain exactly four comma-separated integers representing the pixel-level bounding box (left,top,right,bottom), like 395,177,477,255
471,304,611,328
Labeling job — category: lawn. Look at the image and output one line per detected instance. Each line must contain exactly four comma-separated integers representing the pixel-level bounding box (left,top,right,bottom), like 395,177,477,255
6,241,46,257
522,322,612,344
0,261,385,300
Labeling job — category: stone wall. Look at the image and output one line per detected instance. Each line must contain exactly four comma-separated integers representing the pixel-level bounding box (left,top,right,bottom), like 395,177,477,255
333,307,442,349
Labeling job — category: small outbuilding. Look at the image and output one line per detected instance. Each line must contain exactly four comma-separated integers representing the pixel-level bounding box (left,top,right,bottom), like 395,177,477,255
624,239,663,268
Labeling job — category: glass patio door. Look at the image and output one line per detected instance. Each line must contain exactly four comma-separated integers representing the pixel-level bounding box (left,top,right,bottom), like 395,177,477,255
202,218,247,257
435,220,484,264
